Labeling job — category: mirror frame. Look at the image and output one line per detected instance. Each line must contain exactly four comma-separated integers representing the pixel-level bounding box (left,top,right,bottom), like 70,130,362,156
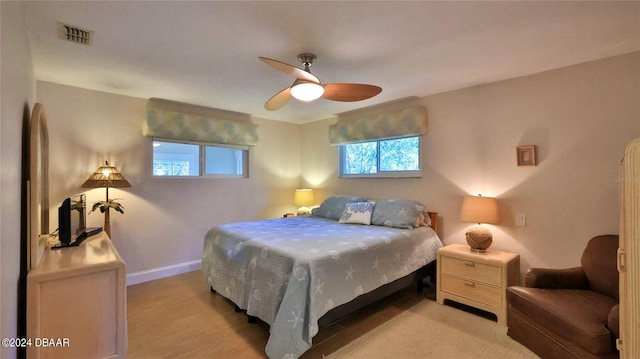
29,103,49,269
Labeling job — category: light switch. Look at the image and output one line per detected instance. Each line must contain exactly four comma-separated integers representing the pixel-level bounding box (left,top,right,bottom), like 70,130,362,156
516,213,527,226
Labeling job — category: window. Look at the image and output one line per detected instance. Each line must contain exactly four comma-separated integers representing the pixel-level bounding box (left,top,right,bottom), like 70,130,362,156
339,136,421,178
153,142,199,176
152,140,248,178
204,146,245,176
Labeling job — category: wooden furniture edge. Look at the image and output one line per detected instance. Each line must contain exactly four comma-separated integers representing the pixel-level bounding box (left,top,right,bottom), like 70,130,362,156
427,211,439,235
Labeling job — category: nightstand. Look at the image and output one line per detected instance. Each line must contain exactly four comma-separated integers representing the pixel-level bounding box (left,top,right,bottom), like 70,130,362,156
436,243,519,325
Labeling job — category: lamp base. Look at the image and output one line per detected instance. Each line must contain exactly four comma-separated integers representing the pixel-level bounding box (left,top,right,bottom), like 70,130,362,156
104,207,111,238
469,247,488,253
465,225,493,251
297,206,311,216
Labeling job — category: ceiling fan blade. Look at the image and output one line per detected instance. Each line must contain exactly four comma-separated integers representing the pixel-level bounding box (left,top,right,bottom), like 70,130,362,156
265,87,292,111
322,83,382,102
259,57,320,83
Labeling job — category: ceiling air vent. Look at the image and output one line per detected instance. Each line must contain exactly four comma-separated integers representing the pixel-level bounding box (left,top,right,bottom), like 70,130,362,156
57,22,93,46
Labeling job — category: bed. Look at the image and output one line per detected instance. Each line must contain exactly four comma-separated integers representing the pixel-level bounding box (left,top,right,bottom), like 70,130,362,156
202,196,442,358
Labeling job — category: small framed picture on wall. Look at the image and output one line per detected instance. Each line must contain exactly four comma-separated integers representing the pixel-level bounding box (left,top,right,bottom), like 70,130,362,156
516,145,536,166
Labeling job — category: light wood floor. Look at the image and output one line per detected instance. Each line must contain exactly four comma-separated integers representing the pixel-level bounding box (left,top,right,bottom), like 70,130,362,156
127,270,431,358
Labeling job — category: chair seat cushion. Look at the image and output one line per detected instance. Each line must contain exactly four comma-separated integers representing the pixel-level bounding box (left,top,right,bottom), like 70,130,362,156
507,286,618,355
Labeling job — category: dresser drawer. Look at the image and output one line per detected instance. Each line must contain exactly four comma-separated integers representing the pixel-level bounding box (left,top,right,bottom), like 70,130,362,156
440,274,502,308
441,256,502,286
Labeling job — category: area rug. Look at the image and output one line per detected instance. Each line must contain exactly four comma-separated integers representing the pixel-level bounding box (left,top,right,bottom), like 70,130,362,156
327,300,539,359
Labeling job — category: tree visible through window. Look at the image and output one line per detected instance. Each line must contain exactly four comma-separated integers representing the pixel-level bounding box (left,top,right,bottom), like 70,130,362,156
153,160,190,176
343,141,377,175
380,137,420,171
340,136,421,177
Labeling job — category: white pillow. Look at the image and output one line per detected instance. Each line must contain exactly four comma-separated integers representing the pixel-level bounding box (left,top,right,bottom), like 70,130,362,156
338,201,375,225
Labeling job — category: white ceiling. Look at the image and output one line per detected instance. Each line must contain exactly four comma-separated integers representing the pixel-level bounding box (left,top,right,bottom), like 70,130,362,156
23,1,640,123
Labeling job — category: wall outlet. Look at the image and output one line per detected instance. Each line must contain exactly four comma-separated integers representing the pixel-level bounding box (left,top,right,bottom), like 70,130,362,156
516,213,527,226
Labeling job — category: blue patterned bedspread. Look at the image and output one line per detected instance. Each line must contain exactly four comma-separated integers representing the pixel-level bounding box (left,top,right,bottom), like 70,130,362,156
202,215,441,358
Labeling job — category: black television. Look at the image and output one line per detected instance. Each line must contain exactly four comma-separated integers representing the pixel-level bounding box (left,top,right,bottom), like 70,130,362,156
53,194,94,249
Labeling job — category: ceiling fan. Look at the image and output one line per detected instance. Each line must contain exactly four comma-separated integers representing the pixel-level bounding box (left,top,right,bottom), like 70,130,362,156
259,53,382,111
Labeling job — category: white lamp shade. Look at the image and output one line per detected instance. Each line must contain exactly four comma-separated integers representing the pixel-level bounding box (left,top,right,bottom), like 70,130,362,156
290,82,324,102
460,195,499,224
294,189,314,207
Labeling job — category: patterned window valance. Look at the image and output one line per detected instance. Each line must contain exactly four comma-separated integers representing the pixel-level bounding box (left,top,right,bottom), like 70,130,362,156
142,98,259,146
329,106,427,145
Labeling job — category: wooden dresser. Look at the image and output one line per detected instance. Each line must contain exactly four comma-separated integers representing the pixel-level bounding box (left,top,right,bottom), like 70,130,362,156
618,138,640,358
436,243,519,325
27,232,127,358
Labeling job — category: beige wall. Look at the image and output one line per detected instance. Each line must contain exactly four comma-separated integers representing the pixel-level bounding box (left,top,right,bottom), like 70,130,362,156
37,82,302,275
2,3,635,352
1,2,36,358
302,52,640,274
26,52,640,285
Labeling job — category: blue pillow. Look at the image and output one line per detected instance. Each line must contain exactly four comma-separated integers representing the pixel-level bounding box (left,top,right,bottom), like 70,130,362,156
311,195,367,220
371,199,426,229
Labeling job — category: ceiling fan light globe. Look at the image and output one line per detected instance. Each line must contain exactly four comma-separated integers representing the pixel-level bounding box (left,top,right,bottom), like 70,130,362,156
291,82,324,102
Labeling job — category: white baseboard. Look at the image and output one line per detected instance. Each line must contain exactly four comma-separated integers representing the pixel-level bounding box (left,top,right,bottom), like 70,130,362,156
126,260,201,286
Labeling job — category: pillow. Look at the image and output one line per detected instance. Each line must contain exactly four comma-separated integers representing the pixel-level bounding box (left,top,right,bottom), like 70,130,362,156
311,195,367,220
371,199,426,229
415,211,427,227
415,211,433,227
422,211,433,227
339,201,375,225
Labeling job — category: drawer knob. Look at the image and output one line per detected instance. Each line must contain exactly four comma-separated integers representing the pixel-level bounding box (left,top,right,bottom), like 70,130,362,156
464,261,475,267
464,281,475,287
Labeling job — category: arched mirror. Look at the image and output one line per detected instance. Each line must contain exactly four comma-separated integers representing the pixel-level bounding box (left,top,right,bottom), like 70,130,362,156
29,103,49,269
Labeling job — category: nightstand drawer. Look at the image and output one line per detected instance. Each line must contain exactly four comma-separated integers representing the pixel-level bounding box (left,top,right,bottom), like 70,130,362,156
437,244,520,325
441,256,502,286
440,274,501,307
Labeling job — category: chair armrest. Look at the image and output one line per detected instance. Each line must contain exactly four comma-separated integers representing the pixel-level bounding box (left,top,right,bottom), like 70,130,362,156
524,266,588,289
608,304,620,339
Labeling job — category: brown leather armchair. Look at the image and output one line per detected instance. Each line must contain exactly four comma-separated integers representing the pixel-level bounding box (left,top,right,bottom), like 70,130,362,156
506,235,619,359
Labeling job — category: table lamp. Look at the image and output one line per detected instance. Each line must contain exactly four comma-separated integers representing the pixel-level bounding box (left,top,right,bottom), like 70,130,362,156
460,194,499,252
82,161,131,238
294,188,314,215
